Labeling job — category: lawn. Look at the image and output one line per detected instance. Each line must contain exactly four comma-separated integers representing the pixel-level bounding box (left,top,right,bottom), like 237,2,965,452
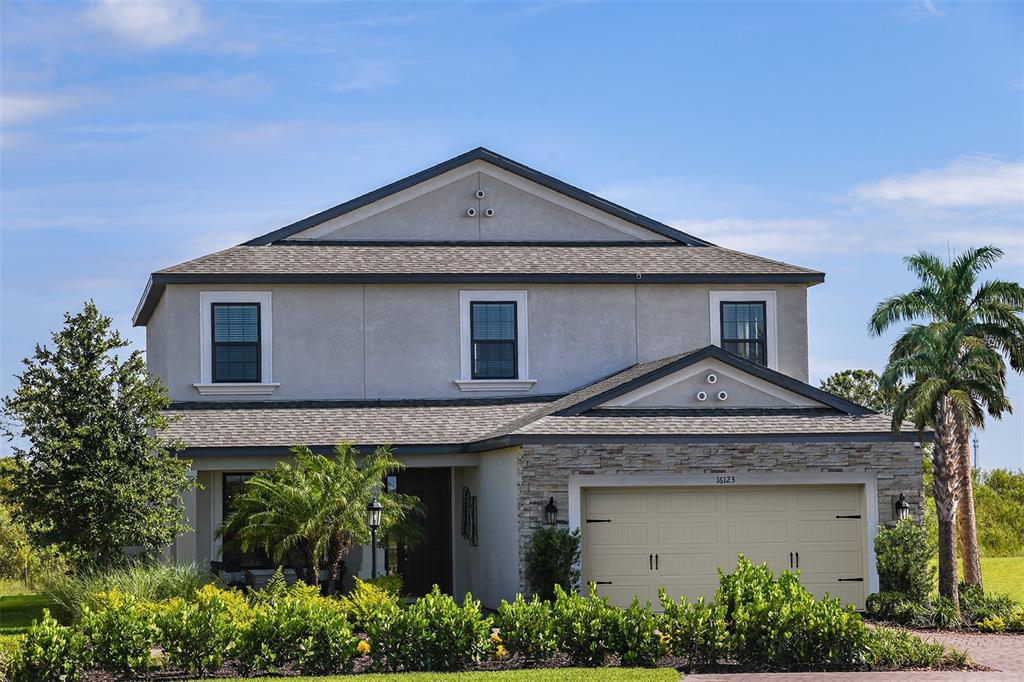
201,671,678,682
0,592,58,635
929,556,1024,603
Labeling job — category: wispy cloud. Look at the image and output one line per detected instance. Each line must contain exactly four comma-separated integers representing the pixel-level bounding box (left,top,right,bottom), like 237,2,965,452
335,61,399,92
672,217,860,254
1,93,80,126
851,155,1023,209
84,0,205,49
899,0,945,18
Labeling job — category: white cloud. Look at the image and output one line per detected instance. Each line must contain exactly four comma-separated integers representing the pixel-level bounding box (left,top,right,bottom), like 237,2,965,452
671,217,860,254
84,0,204,49
335,61,398,92
851,155,1023,208
899,0,945,18
1,93,77,125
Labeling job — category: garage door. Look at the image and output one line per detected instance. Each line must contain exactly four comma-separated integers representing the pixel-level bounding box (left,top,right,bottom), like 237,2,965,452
582,485,866,609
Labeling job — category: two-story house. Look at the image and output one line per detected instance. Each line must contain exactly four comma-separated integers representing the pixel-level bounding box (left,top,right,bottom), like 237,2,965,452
135,148,923,610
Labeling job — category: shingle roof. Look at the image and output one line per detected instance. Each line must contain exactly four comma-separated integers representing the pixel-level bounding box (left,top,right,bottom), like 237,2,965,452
156,243,823,278
165,398,554,452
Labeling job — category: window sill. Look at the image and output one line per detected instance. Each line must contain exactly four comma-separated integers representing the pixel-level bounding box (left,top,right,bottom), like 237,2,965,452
193,383,280,396
454,379,537,393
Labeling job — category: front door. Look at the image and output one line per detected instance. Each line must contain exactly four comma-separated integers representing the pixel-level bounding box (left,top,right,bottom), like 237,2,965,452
397,467,452,596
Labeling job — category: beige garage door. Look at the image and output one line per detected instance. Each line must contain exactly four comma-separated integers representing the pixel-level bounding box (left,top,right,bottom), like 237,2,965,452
582,485,866,609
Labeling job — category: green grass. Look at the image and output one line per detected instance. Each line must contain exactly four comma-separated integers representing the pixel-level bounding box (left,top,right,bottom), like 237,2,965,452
0,592,58,635
929,556,1024,603
202,671,679,682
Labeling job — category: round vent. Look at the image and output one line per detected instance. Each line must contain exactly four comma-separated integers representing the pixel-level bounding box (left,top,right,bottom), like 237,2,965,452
475,189,486,199
466,208,477,217
696,391,708,402
706,373,718,384
484,208,495,217
717,390,729,401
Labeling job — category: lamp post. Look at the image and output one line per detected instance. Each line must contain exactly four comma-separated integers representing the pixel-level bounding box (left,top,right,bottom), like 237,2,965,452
366,497,383,579
544,497,558,526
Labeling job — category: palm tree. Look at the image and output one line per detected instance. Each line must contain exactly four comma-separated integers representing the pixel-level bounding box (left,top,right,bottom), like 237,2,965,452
219,442,421,593
870,246,1023,598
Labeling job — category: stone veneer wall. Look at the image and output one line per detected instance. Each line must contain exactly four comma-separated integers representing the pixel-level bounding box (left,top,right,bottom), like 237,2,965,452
516,441,923,593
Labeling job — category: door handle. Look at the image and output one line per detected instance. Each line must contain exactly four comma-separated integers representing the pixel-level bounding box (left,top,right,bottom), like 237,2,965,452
795,552,799,569
594,580,614,585
790,552,793,568
649,553,653,570
655,554,659,570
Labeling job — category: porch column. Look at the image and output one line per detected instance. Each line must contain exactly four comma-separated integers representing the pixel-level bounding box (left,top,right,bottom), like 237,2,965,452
175,468,199,564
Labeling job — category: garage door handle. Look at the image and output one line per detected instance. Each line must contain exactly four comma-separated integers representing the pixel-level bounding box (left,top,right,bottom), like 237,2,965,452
649,554,653,570
835,514,861,519
586,519,612,523
789,552,793,568
655,554,659,570
594,580,614,585
837,578,863,582
795,552,799,568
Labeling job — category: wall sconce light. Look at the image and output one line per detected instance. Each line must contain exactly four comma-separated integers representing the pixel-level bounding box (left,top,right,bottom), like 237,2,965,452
544,497,558,526
895,493,910,522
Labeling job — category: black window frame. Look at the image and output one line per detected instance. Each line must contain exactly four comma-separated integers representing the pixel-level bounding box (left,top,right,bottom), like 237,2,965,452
470,301,518,380
720,300,768,366
211,302,262,384
220,472,274,570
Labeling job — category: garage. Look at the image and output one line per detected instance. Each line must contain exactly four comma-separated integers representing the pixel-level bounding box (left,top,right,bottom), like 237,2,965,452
582,484,867,609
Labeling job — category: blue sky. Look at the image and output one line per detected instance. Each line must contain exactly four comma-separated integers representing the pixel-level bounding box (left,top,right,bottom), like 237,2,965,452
2,1,1021,468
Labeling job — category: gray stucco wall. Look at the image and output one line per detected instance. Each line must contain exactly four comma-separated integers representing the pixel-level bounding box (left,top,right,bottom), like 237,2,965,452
150,282,810,402
515,441,923,595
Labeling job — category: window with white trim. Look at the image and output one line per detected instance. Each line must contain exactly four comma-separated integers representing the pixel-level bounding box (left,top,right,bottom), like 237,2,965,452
457,290,534,392
197,291,277,395
709,290,778,370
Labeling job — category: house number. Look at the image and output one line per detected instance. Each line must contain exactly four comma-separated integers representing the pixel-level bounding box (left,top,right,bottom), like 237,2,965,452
716,475,736,484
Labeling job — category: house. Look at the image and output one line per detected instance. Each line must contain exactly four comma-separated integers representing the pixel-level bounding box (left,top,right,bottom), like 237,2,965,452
135,147,923,610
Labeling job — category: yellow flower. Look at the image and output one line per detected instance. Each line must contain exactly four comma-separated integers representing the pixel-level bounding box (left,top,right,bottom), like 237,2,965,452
357,639,371,656
490,631,503,644
495,644,508,660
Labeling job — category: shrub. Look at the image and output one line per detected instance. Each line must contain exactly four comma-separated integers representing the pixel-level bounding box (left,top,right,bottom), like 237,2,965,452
48,561,214,622
959,583,1019,623
929,596,963,630
0,634,23,682
154,585,238,674
338,578,401,632
865,591,928,626
609,598,663,667
717,556,869,670
235,585,357,675
493,594,557,663
874,521,935,603
80,590,154,673
368,586,490,672
865,626,945,669
550,584,616,667
363,574,403,596
525,526,581,601
658,590,727,667
976,616,1006,633
9,610,89,682
1006,608,1024,632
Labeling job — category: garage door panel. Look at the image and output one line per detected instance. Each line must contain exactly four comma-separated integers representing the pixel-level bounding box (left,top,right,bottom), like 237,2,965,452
729,550,789,575
726,490,787,513
797,550,862,575
598,582,652,608
801,581,863,606
728,519,789,544
587,492,649,514
797,488,859,512
588,522,649,545
656,490,717,514
658,520,718,545
656,551,720,577
589,553,651,577
798,519,860,543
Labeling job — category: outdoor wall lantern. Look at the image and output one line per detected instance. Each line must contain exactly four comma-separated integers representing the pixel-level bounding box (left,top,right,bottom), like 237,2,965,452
895,493,910,522
366,497,383,578
544,497,558,525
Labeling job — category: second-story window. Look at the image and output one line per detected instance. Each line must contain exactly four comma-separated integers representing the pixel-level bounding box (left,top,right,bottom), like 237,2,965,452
720,301,767,365
212,303,261,383
470,301,517,379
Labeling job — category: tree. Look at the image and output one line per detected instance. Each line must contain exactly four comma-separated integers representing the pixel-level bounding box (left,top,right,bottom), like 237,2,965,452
819,369,898,412
219,442,421,593
1,302,194,568
870,246,1024,593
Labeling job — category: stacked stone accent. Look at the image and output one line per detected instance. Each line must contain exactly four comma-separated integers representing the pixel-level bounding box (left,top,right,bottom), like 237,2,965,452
516,441,922,593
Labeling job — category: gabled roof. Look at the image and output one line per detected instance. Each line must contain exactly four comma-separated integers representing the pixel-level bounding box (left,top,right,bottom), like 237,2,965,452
244,147,710,246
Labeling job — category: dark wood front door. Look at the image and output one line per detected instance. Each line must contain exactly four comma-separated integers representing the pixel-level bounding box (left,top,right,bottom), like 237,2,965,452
397,467,452,596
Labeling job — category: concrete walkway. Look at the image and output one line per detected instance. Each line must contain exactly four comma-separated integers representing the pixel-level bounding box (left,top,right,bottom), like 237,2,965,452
916,630,1024,675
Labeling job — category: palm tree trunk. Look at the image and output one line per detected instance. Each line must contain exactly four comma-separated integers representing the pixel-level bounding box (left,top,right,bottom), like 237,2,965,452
933,397,963,609
957,425,983,588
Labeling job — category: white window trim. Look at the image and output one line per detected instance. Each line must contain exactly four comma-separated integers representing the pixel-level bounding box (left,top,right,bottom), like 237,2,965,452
456,290,535,392
196,291,278,395
709,290,778,370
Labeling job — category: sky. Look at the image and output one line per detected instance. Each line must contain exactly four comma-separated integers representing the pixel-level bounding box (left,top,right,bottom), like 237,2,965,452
1,0,1022,469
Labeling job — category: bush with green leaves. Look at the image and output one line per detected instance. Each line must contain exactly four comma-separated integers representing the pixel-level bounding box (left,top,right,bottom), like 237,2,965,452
154,584,239,675
928,596,963,630
338,577,401,632
865,626,945,669
959,583,1019,623
874,521,935,603
80,590,155,673
865,591,929,627
717,556,869,670
363,573,403,596
976,616,1006,633
235,583,357,675
525,526,581,601
658,590,728,667
367,586,490,672
550,583,617,666
608,598,663,667
493,593,557,663
10,610,89,682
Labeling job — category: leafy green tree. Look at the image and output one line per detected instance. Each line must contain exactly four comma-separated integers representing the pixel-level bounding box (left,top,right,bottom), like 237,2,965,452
870,246,1024,595
819,369,898,412
1,302,193,568
219,442,420,593
974,469,1024,557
